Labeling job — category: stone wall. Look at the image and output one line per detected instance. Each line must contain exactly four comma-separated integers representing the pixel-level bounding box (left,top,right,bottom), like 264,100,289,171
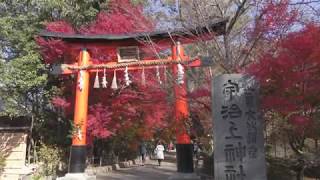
0,132,27,180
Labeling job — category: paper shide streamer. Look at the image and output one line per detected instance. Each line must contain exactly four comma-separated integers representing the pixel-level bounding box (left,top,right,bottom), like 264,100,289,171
124,66,132,86
78,70,85,91
111,70,118,90
177,64,184,84
141,66,146,86
102,68,108,88
156,65,162,84
94,71,100,88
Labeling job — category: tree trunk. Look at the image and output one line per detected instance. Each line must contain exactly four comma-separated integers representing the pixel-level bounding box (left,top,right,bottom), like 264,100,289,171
223,34,232,68
33,141,38,163
27,140,31,165
27,115,35,165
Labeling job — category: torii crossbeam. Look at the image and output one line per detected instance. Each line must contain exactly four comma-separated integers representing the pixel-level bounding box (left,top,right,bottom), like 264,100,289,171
39,18,227,175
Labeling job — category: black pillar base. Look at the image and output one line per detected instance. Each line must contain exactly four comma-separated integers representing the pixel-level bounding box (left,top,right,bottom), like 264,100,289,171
69,145,87,173
176,144,194,173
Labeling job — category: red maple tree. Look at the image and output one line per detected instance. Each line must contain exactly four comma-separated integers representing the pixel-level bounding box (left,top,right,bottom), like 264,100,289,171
37,0,155,64
246,24,320,154
43,0,173,142
51,66,173,142
249,0,298,41
79,0,154,35
247,24,320,117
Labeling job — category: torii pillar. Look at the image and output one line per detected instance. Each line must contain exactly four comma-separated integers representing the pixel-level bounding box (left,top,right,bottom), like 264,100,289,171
69,49,90,173
172,42,194,173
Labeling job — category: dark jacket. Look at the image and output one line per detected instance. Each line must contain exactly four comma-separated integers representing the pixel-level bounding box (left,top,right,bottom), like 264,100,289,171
139,142,147,155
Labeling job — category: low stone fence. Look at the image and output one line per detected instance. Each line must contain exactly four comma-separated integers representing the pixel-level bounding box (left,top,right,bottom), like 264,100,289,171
85,158,142,176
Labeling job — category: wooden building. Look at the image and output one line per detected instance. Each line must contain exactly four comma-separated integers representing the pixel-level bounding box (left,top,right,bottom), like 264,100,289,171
0,116,31,180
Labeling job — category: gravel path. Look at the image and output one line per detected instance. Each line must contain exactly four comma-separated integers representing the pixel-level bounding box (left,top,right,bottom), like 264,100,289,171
97,161,178,180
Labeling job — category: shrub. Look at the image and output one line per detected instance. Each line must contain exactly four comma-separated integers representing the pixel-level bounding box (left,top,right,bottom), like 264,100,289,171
0,153,5,174
37,144,61,177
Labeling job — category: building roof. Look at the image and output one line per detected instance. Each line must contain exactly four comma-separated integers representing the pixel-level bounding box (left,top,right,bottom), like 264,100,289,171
0,116,31,131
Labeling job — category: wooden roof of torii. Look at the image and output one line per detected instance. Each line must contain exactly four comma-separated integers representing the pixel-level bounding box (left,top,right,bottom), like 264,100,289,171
39,18,228,43
39,18,228,75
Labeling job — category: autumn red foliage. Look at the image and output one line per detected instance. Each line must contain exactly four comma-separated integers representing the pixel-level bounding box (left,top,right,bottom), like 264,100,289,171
36,21,76,64
248,0,299,41
38,0,176,140
246,24,320,129
45,21,75,34
36,38,69,64
51,96,71,109
36,0,154,64
52,67,173,140
87,77,172,139
79,0,154,35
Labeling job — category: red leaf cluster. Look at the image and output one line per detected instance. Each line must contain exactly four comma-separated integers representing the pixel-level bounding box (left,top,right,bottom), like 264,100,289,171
80,0,154,35
246,24,320,119
51,96,71,108
37,0,154,64
55,69,173,139
45,21,75,34
37,21,76,63
248,0,299,41
289,115,310,127
36,37,69,64
87,103,114,138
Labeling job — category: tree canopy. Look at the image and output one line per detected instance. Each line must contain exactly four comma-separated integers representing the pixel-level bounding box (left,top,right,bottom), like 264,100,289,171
247,24,320,137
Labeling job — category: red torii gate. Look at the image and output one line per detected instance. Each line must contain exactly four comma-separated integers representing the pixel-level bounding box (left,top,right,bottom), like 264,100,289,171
39,18,227,175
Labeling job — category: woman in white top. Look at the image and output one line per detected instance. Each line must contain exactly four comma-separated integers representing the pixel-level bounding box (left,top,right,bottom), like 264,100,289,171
154,141,165,166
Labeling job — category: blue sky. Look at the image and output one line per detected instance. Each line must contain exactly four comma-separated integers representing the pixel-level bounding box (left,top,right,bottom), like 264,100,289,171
144,0,180,30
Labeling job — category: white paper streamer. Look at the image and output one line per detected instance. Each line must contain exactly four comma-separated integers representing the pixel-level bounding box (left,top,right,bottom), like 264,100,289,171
77,128,82,140
111,70,118,90
141,67,146,86
102,68,108,88
94,71,100,88
124,66,132,86
177,63,184,84
78,70,84,91
156,66,162,84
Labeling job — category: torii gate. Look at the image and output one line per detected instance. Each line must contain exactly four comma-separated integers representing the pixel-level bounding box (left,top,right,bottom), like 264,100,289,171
39,18,227,175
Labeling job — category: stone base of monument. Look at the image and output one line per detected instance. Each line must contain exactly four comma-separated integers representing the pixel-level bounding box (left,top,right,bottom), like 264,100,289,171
168,173,200,180
56,173,96,180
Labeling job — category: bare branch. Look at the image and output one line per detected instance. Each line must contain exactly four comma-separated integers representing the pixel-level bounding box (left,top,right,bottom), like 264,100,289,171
226,0,248,34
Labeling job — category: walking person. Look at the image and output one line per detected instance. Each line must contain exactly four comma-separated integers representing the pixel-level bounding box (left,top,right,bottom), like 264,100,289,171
154,141,165,166
193,141,200,159
139,141,147,166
